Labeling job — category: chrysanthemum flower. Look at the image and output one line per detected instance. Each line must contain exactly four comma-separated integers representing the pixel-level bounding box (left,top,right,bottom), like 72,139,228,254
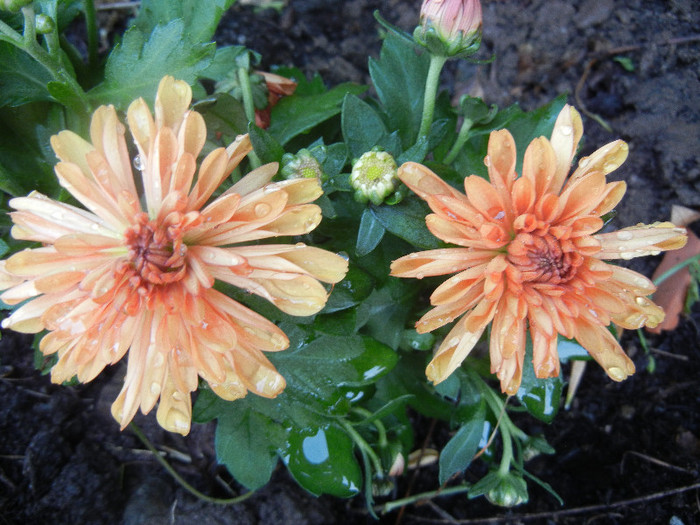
0,76,347,434
390,104,686,394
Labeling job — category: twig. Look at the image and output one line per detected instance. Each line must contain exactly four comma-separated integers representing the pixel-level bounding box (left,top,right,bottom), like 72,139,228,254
649,347,690,361
401,481,700,524
621,451,697,476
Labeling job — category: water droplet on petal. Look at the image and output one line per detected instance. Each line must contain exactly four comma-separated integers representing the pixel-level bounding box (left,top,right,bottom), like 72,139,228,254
616,231,634,241
579,157,590,168
416,272,425,280
150,382,161,395
607,366,627,381
619,252,636,260
447,336,460,347
133,155,145,171
201,320,208,329
559,125,573,136
254,203,271,217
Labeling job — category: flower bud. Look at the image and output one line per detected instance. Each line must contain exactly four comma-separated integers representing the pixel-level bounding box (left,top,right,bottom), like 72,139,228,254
414,0,482,58
350,150,399,206
485,472,529,507
34,13,55,34
1,0,32,12
280,148,325,181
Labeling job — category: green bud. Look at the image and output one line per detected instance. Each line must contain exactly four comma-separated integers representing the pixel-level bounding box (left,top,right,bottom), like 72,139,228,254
280,148,326,181
350,150,398,206
485,472,529,507
34,13,54,34
1,0,32,12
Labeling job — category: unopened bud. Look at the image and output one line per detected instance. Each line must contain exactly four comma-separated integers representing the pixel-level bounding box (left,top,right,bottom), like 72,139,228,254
350,150,398,206
485,472,528,507
280,148,325,181
414,0,482,58
34,13,54,34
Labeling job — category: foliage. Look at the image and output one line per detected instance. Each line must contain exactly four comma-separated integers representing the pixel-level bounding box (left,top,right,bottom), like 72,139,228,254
0,0,629,514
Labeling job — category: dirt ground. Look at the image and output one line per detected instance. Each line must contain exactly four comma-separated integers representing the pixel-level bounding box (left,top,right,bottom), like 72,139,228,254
1,1,699,524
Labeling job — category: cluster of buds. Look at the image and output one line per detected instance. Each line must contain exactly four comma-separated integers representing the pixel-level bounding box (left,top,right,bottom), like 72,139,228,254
350,150,400,205
414,0,482,58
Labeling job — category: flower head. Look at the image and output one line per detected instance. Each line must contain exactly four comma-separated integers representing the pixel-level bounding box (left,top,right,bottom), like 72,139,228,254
391,105,686,394
350,150,399,205
415,0,482,58
254,71,297,129
0,76,347,434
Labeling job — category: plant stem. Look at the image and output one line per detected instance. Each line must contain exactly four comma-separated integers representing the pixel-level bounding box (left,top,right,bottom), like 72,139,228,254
129,422,256,505
443,118,473,164
237,66,262,169
480,383,516,475
351,407,388,447
339,419,384,476
83,0,98,68
418,54,448,139
0,18,23,45
377,484,471,514
653,252,700,286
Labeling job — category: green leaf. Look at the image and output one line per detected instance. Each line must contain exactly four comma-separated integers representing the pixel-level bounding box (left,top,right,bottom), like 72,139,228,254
282,424,362,498
131,0,235,44
215,407,282,490
47,81,86,115
322,264,375,314
0,103,63,196
0,43,53,108
89,20,214,109
197,93,248,140
439,404,486,484
248,123,284,164
269,83,367,145
356,208,386,257
342,95,388,159
371,199,441,250
369,32,429,147
516,341,563,423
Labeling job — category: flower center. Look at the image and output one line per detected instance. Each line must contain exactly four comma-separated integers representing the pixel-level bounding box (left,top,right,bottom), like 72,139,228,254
506,232,581,284
125,212,188,285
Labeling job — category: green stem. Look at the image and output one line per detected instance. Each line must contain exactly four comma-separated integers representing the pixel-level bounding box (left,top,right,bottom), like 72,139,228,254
339,419,384,476
236,66,261,168
83,0,98,68
443,118,473,164
377,484,471,514
129,423,256,505
418,54,447,139
653,253,700,286
0,18,23,45
351,407,388,447
21,6,36,47
480,384,516,475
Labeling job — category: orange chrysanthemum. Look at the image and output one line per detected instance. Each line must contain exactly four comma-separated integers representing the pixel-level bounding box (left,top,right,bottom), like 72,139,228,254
0,76,348,434
391,105,687,395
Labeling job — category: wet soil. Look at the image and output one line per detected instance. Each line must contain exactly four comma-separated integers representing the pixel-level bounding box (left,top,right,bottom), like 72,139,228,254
1,1,699,524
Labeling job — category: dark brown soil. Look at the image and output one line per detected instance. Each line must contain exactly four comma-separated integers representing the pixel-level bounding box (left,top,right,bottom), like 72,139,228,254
1,1,699,524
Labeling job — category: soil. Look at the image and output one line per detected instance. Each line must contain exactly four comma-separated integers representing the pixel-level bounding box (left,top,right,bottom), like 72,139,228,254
1,1,699,524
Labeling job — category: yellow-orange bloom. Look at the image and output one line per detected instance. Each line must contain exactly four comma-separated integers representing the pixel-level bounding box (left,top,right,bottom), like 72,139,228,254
391,105,686,394
0,76,348,434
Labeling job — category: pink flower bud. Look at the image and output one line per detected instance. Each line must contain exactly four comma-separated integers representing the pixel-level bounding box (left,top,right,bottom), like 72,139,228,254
415,0,483,58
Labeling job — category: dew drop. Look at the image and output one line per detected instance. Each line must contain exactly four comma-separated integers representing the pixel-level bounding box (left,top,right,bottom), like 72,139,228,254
153,353,165,367
602,162,618,174
270,333,286,348
559,125,573,136
254,203,271,217
607,366,627,381
133,155,145,171
635,296,648,306
483,156,491,167
172,391,185,402
616,231,634,241
450,266,458,272
579,157,590,168
150,382,161,395
447,336,460,347
619,252,636,260
416,272,425,280
201,320,208,329
649,250,661,256
295,242,306,249
90,223,100,231
493,210,505,220
51,211,65,221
